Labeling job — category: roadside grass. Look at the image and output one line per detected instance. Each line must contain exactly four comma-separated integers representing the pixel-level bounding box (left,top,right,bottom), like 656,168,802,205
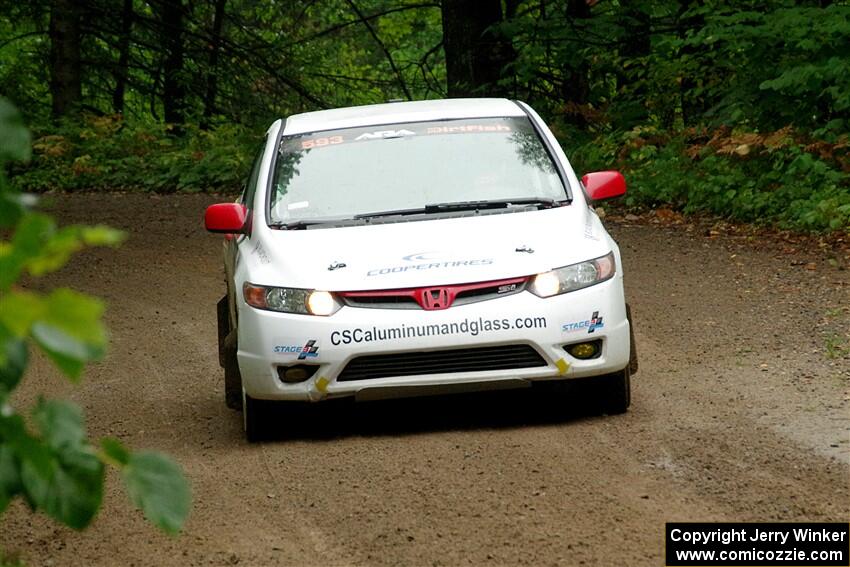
0,551,25,567
824,332,850,360
822,307,850,361
825,307,846,318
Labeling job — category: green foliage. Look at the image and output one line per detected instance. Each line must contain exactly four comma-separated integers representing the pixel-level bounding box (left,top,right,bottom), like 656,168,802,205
96,438,189,535
0,549,25,567
24,398,105,529
11,116,257,193
570,126,850,232
123,452,191,535
0,98,191,540
682,3,850,129
2,1,848,232
0,100,31,163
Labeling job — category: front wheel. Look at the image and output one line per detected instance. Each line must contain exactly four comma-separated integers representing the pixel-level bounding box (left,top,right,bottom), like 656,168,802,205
224,342,242,410
243,391,274,442
591,367,631,415
218,294,243,410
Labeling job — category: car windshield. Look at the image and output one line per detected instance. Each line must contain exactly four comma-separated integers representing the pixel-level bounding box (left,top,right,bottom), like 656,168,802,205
268,117,568,224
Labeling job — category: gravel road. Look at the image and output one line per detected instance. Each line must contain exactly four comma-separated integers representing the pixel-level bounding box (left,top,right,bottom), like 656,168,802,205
2,193,848,566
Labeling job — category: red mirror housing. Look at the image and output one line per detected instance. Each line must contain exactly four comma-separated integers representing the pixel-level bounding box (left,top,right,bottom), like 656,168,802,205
205,203,247,234
581,171,626,202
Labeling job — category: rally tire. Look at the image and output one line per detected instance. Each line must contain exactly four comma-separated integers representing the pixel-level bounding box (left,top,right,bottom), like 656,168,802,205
243,391,273,442
219,294,243,411
593,367,630,415
224,342,242,411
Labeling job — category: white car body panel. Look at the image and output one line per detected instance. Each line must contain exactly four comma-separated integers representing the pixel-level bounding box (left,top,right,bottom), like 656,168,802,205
221,98,631,403
237,276,629,402
282,98,526,136
245,206,610,291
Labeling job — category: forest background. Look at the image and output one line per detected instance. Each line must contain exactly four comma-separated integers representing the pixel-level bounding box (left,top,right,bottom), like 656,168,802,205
1,0,849,232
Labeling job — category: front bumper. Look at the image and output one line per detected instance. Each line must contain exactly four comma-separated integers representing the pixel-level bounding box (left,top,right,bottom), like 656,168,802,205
237,277,630,401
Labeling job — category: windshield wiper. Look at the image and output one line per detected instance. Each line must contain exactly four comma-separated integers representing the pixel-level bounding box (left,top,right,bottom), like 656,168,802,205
354,206,430,220
423,197,562,213
354,198,566,221
269,218,346,230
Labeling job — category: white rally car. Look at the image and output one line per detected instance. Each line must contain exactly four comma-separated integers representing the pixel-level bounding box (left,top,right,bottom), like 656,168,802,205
205,98,638,441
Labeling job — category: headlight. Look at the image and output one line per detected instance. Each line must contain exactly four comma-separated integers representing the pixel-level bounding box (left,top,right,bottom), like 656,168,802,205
243,283,341,316
528,252,616,298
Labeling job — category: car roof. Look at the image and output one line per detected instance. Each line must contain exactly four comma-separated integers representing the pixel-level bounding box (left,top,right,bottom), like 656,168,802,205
282,98,525,136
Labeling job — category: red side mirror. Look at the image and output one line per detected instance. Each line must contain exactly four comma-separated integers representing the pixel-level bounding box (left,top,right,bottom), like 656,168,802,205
205,203,247,234
581,171,626,202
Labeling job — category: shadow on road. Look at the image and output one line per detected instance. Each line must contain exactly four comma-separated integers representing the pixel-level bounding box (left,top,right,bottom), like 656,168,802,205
242,382,618,443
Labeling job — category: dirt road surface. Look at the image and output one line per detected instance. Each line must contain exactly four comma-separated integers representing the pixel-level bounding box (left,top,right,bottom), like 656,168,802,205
2,194,848,566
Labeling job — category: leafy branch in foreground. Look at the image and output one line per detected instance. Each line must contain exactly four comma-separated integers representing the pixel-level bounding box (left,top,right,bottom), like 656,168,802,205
0,97,190,535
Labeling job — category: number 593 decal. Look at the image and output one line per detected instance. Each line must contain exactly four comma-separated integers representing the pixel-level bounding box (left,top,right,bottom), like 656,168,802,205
301,135,343,149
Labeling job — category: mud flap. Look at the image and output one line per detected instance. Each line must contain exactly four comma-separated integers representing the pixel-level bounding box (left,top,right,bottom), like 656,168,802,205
217,295,228,368
626,303,639,375
224,330,242,410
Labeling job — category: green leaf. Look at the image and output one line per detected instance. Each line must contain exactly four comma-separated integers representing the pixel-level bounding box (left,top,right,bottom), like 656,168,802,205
19,446,104,530
123,451,190,534
0,444,22,515
26,226,126,276
79,225,126,247
0,97,31,163
26,227,86,276
12,213,53,258
31,289,106,381
0,290,45,337
0,412,52,479
32,399,86,451
0,329,27,397
0,216,125,283
100,437,130,467
0,192,24,229
0,213,54,290
41,289,106,346
14,400,104,529
31,324,88,380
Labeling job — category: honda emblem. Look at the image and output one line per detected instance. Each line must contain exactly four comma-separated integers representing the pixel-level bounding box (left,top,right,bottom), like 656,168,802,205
422,288,450,310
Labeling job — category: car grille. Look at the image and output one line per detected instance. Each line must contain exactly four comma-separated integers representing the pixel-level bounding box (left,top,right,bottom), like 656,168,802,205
339,277,528,310
342,295,420,309
336,344,547,382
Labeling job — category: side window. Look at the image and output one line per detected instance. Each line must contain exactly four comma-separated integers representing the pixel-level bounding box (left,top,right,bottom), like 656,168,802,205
240,139,267,208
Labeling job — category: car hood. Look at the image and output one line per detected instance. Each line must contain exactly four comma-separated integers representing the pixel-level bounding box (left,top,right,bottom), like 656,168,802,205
251,206,610,291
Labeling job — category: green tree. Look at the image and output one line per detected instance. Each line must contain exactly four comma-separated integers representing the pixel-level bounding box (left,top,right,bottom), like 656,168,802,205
0,97,191,542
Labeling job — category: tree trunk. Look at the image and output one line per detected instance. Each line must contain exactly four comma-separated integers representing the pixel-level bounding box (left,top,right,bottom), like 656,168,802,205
618,3,652,126
201,0,226,128
440,0,514,97
49,0,82,119
561,0,591,128
112,0,133,114
678,0,705,127
161,0,186,125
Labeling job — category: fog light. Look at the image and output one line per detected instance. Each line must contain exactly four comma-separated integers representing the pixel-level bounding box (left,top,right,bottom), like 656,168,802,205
566,341,601,360
277,364,319,383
